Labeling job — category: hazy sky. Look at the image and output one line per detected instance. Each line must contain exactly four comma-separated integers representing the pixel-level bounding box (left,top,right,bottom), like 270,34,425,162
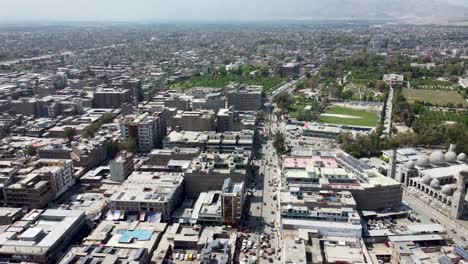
0,0,467,22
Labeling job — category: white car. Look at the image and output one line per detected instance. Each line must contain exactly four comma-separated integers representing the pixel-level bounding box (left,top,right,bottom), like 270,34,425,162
175,253,180,259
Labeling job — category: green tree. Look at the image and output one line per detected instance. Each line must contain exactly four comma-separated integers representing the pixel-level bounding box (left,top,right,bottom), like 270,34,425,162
100,113,114,124
107,141,121,159
274,93,295,110
25,145,37,157
272,132,286,154
82,126,96,138
64,127,77,142
120,138,137,153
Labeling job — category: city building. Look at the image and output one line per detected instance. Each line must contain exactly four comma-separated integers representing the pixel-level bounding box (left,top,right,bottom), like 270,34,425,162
0,209,86,263
216,108,241,132
93,88,131,108
109,151,134,182
282,151,403,211
171,110,215,131
183,151,249,197
278,62,300,78
59,244,150,264
226,84,262,111
109,171,184,220
280,190,362,237
383,74,404,86
120,112,167,152
4,159,75,208
83,219,167,257
385,145,468,219
152,224,237,264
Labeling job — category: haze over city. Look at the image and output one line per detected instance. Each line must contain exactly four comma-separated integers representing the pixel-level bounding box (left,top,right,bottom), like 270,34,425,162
0,0,468,22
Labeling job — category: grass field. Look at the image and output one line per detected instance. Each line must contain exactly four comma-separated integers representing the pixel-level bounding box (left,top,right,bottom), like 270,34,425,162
319,106,379,127
402,89,467,106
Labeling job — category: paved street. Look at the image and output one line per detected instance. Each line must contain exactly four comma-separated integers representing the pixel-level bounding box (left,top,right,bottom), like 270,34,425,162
404,188,468,245
382,86,394,137
240,97,286,264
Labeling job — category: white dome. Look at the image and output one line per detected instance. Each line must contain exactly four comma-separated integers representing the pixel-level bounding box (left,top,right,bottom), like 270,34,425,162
441,185,454,196
458,153,466,161
422,175,432,184
405,160,416,169
445,151,457,163
430,179,441,189
416,155,430,167
429,151,445,165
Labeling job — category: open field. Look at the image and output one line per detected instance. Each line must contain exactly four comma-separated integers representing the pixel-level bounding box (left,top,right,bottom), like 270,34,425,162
402,89,467,106
319,106,379,127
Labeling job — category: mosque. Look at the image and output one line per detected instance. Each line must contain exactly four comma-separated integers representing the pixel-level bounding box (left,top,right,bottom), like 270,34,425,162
395,145,468,219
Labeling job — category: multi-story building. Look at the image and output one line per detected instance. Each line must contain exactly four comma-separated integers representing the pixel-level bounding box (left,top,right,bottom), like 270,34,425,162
0,209,86,263
278,62,300,78
33,159,75,198
4,174,55,208
120,112,167,152
147,147,200,166
71,137,108,171
93,87,131,108
171,110,215,131
282,151,403,211
183,151,249,197
226,84,262,111
4,159,75,208
109,171,184,220
280,190,362,237
59,244,149,264
221,178,244,225
216,108,241,132
206,130,254,153
192,92,226,111
109,151,134,182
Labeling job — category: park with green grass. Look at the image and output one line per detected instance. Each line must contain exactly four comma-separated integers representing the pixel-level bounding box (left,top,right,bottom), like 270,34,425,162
319,106,379,127
402,89,467,107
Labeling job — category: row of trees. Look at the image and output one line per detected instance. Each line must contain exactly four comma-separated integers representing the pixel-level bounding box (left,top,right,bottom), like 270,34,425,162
81,113,115,138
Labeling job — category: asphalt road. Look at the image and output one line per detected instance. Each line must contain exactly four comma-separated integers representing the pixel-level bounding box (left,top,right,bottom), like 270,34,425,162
404,187,467,245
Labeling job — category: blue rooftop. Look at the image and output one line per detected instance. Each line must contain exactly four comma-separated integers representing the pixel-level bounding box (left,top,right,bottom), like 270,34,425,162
118,229,153,244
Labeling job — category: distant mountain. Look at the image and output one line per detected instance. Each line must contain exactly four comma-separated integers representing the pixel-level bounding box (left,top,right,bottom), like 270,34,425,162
281,0,468,22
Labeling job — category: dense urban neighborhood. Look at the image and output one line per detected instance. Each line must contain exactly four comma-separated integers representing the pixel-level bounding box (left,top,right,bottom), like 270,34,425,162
0,10,467,264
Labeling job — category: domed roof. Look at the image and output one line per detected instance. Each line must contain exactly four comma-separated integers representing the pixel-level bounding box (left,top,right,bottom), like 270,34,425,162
445,151,457,163
430,179,441,189
458,153,466,161
416,155,430,167
429,150,445,165
405,160,416,169
441,185,454,196
422,175,432,184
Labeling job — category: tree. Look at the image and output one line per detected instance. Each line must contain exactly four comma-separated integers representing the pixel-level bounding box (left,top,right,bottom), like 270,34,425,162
120,138,137,153
100,113,114,124
64,127,77,142
82,126,96,139
272,132,286,154
274,93,295,110
107,141,121,159
25,145,37,157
